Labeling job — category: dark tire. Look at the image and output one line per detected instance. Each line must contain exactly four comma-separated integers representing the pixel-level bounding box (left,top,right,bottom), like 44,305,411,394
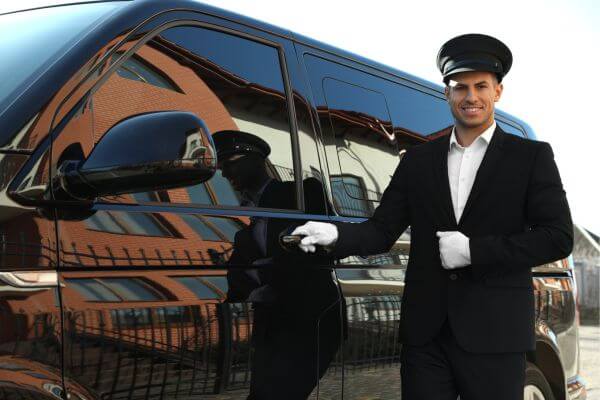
524,362,555,400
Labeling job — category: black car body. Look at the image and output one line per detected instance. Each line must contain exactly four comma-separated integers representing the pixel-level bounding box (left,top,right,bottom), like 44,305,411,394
0,1,586,399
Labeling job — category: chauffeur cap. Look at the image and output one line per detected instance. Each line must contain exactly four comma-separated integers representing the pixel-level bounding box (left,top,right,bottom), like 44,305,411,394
212,130,271,160
437,33,512,84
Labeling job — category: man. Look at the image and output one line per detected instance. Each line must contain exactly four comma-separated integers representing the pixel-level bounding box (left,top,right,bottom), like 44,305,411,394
292,34,573,399
212,130,341,400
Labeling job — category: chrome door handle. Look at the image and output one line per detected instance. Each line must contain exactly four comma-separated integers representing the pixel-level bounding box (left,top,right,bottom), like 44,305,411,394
0,271,58,288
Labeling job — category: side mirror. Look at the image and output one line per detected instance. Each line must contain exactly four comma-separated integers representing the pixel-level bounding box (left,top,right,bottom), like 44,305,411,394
56,111,217,200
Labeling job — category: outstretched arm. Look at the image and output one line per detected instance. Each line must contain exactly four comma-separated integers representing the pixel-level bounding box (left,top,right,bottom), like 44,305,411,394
294,150,413,259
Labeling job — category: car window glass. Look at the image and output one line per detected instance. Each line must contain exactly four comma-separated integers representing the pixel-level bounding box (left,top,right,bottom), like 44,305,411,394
78,25,296,210
322,78,396,216
386,84,454,139
305,54,452,217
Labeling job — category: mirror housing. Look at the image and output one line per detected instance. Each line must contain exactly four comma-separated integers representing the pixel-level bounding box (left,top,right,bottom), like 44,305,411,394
56,111,216,200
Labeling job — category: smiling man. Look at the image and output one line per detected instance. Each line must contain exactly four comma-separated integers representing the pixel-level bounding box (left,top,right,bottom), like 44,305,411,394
293,34,573,399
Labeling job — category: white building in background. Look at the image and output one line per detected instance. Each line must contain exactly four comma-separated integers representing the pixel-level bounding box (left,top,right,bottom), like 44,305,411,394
573,224,600,325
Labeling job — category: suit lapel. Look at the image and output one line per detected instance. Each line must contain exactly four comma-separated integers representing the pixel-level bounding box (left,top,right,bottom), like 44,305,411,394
457,125,507,226
431,133,457,227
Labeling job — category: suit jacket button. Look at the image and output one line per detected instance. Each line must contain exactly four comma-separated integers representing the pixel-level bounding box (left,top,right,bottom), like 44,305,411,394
449,273,458,280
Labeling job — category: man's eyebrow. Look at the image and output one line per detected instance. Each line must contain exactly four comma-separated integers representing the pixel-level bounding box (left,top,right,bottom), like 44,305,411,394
448,81,466,88
449,80,490,87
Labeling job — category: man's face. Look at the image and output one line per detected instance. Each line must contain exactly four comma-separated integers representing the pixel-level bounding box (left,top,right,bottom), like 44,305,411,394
444,71,503,131
218,153,263,192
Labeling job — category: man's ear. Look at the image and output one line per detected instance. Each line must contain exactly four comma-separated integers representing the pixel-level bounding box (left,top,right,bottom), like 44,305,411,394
444,85,450,101
494,82,504,102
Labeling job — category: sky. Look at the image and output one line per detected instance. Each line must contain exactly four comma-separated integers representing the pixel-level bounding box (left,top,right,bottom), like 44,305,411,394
3,0,599,235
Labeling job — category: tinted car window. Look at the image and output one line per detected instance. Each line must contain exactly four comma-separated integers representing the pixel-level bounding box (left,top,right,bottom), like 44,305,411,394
305,55,448,217
81,25,296,210
386,84,454,139
322,78,396,216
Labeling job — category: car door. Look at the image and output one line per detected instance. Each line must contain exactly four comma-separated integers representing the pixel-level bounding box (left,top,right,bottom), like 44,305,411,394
46,15,342,400
299,46,456,399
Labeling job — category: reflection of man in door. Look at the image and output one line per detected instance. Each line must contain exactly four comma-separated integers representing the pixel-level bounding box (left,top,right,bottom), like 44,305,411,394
213,130,341,400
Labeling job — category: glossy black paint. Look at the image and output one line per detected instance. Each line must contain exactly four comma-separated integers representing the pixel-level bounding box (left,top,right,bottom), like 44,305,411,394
56,111,217,200
0,1,583,400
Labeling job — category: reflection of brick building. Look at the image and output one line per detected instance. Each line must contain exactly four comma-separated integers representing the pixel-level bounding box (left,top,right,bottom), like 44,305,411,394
59,269,254,397
53,35,253,268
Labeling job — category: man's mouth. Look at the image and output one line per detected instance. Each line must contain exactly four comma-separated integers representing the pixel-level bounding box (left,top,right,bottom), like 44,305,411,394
461,105,483,116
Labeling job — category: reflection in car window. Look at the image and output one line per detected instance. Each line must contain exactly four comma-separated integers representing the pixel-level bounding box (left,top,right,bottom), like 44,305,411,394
204,276,228,293
111,53,182,93
180,214,222,241
159,306,192,324
67,278,164,301
89,25,296,210
305,55,451,217
104,278,163,301
321,78,396,216
386,84,454,139
86,211,174,237
187,183,214,205
208,171,241,206
330,175,373,217
175,276,221,299
204,217,242,242
68,278,121,301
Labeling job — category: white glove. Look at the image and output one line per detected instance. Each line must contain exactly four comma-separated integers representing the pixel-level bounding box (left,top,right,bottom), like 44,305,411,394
291,221,338,253
436,231,471,269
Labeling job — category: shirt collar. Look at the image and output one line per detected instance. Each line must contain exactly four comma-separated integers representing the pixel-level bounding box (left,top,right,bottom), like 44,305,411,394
449,121,496,151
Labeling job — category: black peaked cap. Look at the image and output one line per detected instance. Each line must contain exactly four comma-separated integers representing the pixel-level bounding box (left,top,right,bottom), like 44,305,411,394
212,130,271,160
437,33,512,83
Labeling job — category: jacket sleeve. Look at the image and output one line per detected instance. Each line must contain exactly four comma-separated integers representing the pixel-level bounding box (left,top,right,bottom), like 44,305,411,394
469,142,573,279
332,150,413,259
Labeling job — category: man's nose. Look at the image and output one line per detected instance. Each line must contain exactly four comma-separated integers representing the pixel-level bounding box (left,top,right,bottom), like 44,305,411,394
465,87,477,102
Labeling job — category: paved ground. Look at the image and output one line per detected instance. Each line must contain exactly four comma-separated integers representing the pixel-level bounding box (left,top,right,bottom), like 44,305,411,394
579,324,600,400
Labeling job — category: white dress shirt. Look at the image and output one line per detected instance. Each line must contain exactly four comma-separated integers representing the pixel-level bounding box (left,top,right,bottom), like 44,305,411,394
439,121,496,268
448,121,496,222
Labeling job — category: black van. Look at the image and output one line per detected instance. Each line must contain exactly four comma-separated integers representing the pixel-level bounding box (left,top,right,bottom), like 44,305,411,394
0,1,586,399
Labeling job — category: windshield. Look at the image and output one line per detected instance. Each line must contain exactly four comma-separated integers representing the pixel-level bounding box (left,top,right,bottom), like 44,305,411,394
0,2,124,115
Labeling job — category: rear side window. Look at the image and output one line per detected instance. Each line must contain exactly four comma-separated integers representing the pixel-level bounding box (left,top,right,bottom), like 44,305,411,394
322,78,396,216
305,54,452,217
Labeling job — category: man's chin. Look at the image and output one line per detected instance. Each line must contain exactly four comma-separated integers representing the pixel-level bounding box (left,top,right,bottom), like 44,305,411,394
457,118,490,130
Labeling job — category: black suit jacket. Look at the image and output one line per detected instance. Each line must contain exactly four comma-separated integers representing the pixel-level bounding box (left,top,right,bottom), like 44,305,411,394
333,126,573,353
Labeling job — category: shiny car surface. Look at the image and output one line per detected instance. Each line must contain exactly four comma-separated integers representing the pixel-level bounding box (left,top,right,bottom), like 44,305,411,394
0,1,585,399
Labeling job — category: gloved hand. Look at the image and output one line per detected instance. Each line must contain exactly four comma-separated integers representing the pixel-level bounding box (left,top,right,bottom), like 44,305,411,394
436,231,471,269
291,221,339,253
